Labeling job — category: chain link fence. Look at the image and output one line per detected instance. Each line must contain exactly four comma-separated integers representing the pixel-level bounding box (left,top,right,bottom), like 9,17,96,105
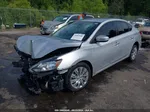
0,7,141,29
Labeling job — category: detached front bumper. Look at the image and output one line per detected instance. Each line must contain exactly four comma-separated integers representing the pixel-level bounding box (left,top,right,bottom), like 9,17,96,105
14,45,65,94
20,70,65,94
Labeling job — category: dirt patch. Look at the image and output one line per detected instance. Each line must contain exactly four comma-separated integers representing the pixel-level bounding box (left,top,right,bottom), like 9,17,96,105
0,28,41,58
0,28,40,40
0,88,26,110
0,36,16,57
0,88,16,100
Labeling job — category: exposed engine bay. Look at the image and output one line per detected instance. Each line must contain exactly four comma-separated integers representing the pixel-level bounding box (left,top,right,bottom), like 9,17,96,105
13,45,79,94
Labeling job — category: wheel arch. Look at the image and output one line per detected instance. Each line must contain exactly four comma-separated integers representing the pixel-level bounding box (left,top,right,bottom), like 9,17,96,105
77,60,93,77
134,41,140,50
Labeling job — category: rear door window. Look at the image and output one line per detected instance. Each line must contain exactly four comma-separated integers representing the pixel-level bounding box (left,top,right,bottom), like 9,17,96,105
115,21,132,35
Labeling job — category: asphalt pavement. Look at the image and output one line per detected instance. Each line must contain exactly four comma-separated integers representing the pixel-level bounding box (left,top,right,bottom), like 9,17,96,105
0,29,150,112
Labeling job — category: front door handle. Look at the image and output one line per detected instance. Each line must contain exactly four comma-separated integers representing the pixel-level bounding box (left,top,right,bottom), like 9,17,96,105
115,42,120,46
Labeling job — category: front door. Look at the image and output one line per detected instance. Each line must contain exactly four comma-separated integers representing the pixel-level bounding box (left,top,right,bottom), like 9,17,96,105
91,21,120,74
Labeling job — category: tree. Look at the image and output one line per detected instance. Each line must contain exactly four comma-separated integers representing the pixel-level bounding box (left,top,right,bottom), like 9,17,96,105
88,0,107,13
0,0,9,7
71,0,83,12
8,0,31,8
71,0,107,13
29,0,54,10
108,0,124,15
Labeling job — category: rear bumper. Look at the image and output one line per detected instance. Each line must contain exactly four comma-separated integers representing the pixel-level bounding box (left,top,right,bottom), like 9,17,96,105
141,32,150,40
141,35,150,40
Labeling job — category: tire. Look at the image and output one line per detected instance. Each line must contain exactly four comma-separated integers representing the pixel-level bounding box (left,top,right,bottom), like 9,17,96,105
40,30,45,35
128,44,138,62
65,62,91,92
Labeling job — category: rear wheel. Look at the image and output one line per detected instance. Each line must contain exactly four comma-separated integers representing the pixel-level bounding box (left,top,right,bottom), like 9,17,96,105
128,44,138,62
65,62,91,91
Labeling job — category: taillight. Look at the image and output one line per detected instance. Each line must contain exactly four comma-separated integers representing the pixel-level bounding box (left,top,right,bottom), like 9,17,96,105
140,31,142,35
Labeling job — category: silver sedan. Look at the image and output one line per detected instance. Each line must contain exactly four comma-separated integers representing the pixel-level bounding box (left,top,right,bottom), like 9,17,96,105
14,18,141,93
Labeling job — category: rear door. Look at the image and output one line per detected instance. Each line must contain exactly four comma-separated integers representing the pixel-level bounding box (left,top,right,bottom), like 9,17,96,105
115,21,134,59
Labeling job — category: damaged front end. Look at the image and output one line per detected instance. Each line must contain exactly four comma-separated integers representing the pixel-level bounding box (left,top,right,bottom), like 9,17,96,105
13,45,78,94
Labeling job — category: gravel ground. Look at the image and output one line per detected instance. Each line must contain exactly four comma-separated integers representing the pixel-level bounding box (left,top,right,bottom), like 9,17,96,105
0,29,150,112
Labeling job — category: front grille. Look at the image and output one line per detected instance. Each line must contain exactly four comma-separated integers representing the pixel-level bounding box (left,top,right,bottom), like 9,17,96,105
29,58,39,66
143,31,150,35
50,26,55,30
42,27,48,31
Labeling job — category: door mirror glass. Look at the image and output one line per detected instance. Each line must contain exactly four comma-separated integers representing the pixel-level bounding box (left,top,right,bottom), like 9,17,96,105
95,35,109,42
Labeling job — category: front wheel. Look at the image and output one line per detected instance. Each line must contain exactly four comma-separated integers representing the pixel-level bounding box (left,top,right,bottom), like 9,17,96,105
40,31,45,35
128,44,138,62
65,62,91,92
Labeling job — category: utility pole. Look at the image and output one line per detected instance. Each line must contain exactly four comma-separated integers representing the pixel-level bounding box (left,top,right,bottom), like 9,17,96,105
0,16,5,30
30,10,32,27
0,17,3,25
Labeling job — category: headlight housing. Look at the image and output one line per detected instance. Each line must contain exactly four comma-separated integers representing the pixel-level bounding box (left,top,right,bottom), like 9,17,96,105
50,25,59,30
55,25,59,29
30,59,62,73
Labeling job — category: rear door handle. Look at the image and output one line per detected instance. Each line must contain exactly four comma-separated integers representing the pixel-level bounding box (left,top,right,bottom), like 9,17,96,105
130,37,134,40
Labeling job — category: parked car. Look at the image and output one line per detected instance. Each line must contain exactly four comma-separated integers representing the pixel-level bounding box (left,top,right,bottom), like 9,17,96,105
127,20,135,25
135,18,149,26
134,23,141,28
40,14,94,35
14,18,141,94
139,21,150,41
13,23,26,28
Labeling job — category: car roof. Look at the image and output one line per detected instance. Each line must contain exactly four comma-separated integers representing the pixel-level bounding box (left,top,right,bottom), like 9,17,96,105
82,18,127,23
60,14,94,17
145,21,150,23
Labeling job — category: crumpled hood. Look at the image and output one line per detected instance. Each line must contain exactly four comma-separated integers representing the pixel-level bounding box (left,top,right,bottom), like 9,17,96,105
43,21,62,28
16,35,82,59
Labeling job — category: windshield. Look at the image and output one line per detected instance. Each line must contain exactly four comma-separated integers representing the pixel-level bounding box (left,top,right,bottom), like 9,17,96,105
53,15,70,23
51,21,100,41
144,22,150,27
136,19,143,22
43,21,51,26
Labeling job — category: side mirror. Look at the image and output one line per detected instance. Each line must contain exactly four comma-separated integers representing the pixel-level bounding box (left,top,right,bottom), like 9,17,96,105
95,35,109,42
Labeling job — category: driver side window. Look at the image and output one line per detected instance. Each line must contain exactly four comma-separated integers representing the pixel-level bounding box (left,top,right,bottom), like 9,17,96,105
68,16,78,22
95,22,117,38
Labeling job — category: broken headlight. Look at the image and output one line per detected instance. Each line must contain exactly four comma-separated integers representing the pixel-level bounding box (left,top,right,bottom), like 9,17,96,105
30,59,62,72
